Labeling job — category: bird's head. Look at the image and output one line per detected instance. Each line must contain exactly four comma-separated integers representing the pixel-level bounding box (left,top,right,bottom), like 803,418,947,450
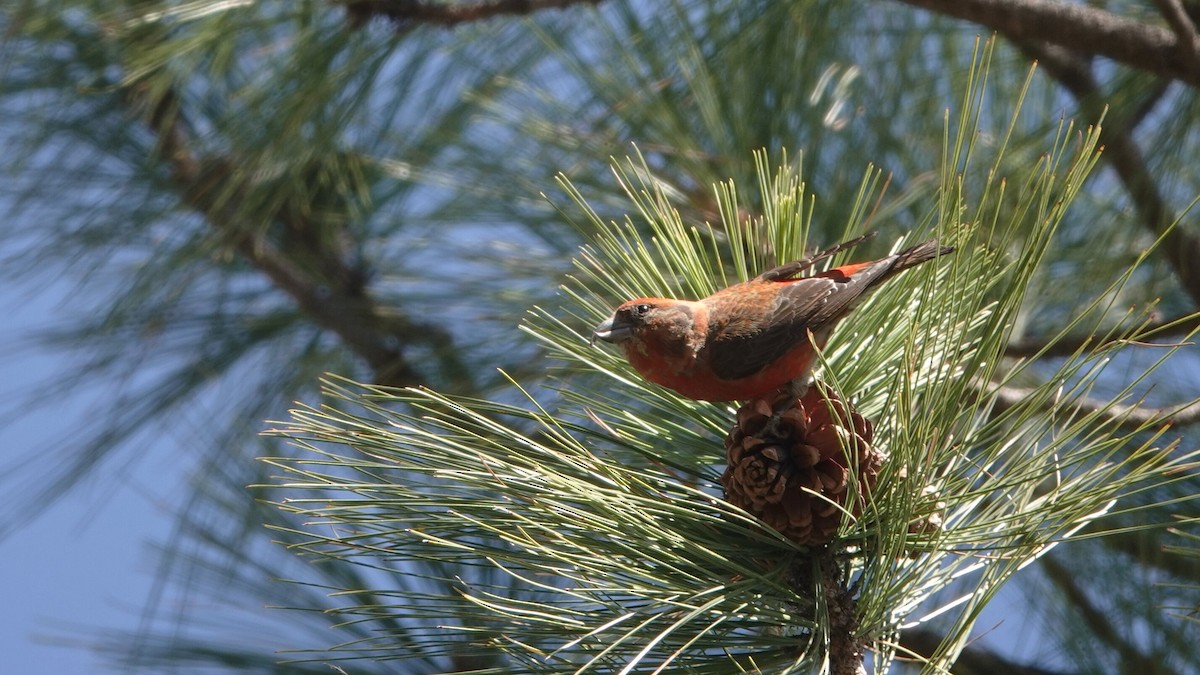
593,299,696,353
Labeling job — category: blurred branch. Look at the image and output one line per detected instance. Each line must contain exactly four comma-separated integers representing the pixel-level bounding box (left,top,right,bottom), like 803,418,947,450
344,0,604,28
899,627,1074,675
1125,77,1173,131
130,84,452,389
1004,313,1200,358
1018,40,1200,308
1153,0,1200,65
894,0,1200,86
1041,555,1155,673
895,0,1200,306
983,380,1200,429
1100,528,1200,582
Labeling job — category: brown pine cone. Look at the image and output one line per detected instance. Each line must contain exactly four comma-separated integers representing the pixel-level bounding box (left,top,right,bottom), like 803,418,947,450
721,383,880,546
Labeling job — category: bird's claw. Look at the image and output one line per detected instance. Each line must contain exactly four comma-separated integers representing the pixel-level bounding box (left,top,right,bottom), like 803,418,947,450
760,379,811,438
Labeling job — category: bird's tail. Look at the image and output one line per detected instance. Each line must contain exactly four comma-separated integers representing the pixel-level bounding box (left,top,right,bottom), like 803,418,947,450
892,239,955,272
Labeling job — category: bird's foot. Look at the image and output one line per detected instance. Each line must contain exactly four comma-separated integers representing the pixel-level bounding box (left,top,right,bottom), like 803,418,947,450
760,379,811,439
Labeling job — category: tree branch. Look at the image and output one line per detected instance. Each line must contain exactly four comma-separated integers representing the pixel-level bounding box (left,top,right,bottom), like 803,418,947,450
893,0,1200,86
1153,0,1200,67
984,380,1200,430
130,84,450,389
818,551,865,675
894,1,1200,328
344,0,604,29
1004,313,1200,359
1018,40,1200,307
1041,555,1154,672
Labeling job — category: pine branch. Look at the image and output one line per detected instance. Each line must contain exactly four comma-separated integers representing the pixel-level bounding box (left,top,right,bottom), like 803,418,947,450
1017,40,1200,308
129,84,453,388
344,0,605,29
1153,0,1200,64
893,0,1200,86
983,380,1200,429
263,129,1200,671
1004,313,1200,358
1041,555,1154,673
894,0,1200,306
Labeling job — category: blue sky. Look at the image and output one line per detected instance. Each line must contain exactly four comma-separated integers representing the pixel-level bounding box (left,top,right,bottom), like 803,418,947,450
1,278,177,673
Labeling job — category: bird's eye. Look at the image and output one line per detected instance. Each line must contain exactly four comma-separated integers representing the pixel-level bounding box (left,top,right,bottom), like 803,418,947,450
634,303,652,316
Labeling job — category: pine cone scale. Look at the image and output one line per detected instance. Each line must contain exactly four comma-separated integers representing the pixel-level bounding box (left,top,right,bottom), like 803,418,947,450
721,384,882,546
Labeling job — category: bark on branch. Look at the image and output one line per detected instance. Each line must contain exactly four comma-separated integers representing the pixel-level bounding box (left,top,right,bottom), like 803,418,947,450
345,0,603,29
1152,0,1200,67
894,0,1200,86
818,551,866,675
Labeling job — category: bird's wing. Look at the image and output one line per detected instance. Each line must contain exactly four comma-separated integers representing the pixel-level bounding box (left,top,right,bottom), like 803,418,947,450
756,232,876,281
705,260,893,381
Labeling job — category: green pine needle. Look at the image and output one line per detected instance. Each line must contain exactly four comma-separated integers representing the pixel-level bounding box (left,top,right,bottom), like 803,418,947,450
262,43,1200,673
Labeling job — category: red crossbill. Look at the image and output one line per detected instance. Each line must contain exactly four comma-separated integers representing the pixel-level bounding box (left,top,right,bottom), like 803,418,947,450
593,234,952,402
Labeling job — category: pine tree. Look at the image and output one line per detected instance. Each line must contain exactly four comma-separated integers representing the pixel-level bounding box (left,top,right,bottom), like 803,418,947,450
263,72,1197,669
2,1,1199,672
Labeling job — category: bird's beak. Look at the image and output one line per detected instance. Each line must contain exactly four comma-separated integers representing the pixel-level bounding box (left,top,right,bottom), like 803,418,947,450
592,315,632,344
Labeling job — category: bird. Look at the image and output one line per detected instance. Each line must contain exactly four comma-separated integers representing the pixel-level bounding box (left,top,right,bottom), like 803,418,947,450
592,233,953,402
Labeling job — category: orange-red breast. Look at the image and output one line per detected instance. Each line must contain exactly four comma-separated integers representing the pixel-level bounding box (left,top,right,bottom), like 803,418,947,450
593,234,953,402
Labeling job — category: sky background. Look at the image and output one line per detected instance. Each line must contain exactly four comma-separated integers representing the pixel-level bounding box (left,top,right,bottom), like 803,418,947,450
2,277,179,673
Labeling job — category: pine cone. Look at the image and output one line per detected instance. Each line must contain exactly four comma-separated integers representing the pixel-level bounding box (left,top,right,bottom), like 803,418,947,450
721,383,880,546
